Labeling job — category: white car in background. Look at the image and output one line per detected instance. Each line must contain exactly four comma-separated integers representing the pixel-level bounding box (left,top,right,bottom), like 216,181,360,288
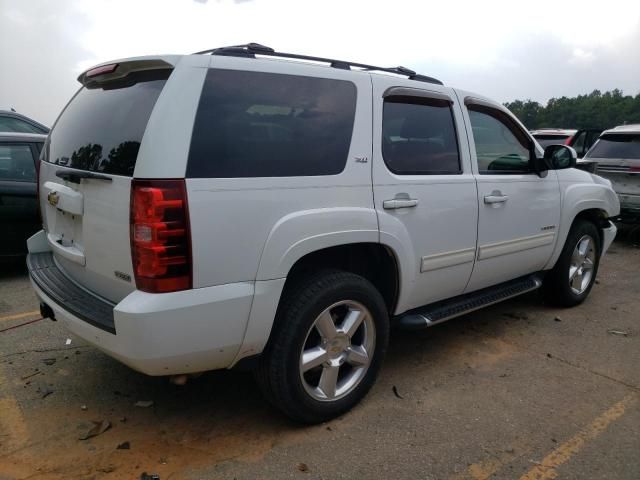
581,124,640,222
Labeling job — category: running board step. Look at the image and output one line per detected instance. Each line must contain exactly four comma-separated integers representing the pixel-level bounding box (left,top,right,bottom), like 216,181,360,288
395,274,543,330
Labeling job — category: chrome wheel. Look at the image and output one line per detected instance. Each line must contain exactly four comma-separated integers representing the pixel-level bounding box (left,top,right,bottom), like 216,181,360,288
299,300,375,402
569,234,596,295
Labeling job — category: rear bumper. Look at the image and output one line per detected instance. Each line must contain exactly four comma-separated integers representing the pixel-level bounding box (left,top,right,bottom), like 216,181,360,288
27,248,254,375
617,193,640,221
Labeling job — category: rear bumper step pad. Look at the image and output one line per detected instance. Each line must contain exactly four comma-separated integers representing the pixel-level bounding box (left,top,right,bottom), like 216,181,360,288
27,252,116,334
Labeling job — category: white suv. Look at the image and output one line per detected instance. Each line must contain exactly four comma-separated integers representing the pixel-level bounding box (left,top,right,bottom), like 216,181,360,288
28,44,619,423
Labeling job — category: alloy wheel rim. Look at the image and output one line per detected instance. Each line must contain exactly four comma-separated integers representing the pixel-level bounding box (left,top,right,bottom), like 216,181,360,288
569,234,596,295
299,300,375,402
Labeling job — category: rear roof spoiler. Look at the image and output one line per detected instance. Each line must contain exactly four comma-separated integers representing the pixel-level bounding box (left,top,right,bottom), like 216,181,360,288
77,59,174,88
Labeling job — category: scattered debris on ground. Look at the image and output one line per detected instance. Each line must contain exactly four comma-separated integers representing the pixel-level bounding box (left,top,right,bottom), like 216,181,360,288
392,385,404,399
39,387,54,399
297,462,309,472
79,420,111,440
20,370,42,380
502,312,529,320
117,441,131,450
607,329,630,337
134,400,154,408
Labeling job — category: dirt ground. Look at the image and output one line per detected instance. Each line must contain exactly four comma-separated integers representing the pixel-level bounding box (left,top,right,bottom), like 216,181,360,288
0,228,638,480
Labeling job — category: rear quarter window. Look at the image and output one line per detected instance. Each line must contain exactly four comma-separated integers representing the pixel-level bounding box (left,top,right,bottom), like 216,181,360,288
187,69,357,178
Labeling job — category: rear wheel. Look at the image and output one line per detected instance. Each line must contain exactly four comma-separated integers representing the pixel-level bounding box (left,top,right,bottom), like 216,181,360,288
255,270,389,423
543,220,601,307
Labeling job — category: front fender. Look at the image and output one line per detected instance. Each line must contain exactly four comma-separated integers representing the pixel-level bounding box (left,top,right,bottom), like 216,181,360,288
544,179,620,270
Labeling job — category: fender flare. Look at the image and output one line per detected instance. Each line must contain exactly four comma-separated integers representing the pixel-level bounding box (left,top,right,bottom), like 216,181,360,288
232,207,381,365
544,183,619,270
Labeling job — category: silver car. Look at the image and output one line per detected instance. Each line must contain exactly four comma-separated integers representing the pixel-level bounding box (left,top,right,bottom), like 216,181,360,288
582,124,640,222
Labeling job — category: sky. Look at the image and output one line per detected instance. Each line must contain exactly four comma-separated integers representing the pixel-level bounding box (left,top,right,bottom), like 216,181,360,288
1,0,640,126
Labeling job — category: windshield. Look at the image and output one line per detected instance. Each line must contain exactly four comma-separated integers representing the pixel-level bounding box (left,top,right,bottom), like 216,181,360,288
45,70,170,176
587,134,640,159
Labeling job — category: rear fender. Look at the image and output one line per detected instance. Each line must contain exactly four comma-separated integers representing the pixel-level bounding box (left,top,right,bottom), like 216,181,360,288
232,207,378,365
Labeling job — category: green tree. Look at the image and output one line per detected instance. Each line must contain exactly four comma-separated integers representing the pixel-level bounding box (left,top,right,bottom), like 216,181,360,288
504,89,640,130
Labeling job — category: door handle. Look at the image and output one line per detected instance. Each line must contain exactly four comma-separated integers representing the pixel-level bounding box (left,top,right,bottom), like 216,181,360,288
484,192,509,204
383,198,419,209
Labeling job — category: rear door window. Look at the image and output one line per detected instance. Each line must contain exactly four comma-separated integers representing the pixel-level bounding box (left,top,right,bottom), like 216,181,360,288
187,69,357,178
382,96,461,175
45,70,170,176
587,134,640,159
0,144,36,182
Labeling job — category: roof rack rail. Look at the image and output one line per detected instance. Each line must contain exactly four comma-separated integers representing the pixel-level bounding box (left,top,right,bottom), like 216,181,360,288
193,43,443,85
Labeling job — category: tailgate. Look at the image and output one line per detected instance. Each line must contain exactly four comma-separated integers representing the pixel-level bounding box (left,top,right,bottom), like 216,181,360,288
40,63,172,303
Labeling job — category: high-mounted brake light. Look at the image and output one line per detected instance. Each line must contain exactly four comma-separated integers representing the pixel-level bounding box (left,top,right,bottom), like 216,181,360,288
130,179,192,293
86,63,118,78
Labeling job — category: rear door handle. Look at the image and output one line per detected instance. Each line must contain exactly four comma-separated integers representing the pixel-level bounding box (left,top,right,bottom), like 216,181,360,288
484,192,509,204
383,198,419,209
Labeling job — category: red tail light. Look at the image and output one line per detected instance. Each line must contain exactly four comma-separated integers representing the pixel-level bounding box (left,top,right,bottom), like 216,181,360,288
564,136,573,145
130,179,192,293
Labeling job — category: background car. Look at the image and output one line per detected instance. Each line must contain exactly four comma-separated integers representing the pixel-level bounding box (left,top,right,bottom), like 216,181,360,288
581,124,640,222
0,132,45,260
531,128,602,158
0,110,49,134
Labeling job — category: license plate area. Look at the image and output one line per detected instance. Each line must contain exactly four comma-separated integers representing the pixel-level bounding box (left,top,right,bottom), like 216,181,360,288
42,181,86,264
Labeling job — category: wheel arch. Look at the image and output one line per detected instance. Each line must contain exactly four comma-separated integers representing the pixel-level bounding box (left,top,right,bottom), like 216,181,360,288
232,241,402,367
544,203,613,270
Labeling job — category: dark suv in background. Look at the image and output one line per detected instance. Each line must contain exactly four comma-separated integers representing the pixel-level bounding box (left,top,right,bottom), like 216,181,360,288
0,132,45,260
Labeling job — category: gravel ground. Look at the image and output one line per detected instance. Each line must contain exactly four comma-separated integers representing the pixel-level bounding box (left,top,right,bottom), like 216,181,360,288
0,229,638,480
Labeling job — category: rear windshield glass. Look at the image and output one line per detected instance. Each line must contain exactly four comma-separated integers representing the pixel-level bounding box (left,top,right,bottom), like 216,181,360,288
533,135,570,148
587,134,640,159
45,70,170,176
187,69,357,178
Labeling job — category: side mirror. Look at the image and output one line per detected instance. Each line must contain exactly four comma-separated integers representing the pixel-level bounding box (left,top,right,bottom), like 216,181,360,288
544,144,577,170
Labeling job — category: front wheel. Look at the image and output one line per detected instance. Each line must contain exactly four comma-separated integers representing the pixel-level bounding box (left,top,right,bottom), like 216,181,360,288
543,220,601,307
255,270,389,423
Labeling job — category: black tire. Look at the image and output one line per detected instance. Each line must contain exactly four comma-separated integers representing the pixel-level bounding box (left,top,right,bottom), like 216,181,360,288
255,270,389,423
543,219,601,307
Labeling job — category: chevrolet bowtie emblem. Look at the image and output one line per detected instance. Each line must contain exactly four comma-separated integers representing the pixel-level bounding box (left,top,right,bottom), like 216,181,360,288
47,191,59,207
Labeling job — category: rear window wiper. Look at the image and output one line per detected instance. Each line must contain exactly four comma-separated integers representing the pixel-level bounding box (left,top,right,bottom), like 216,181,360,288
55,170,113,184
